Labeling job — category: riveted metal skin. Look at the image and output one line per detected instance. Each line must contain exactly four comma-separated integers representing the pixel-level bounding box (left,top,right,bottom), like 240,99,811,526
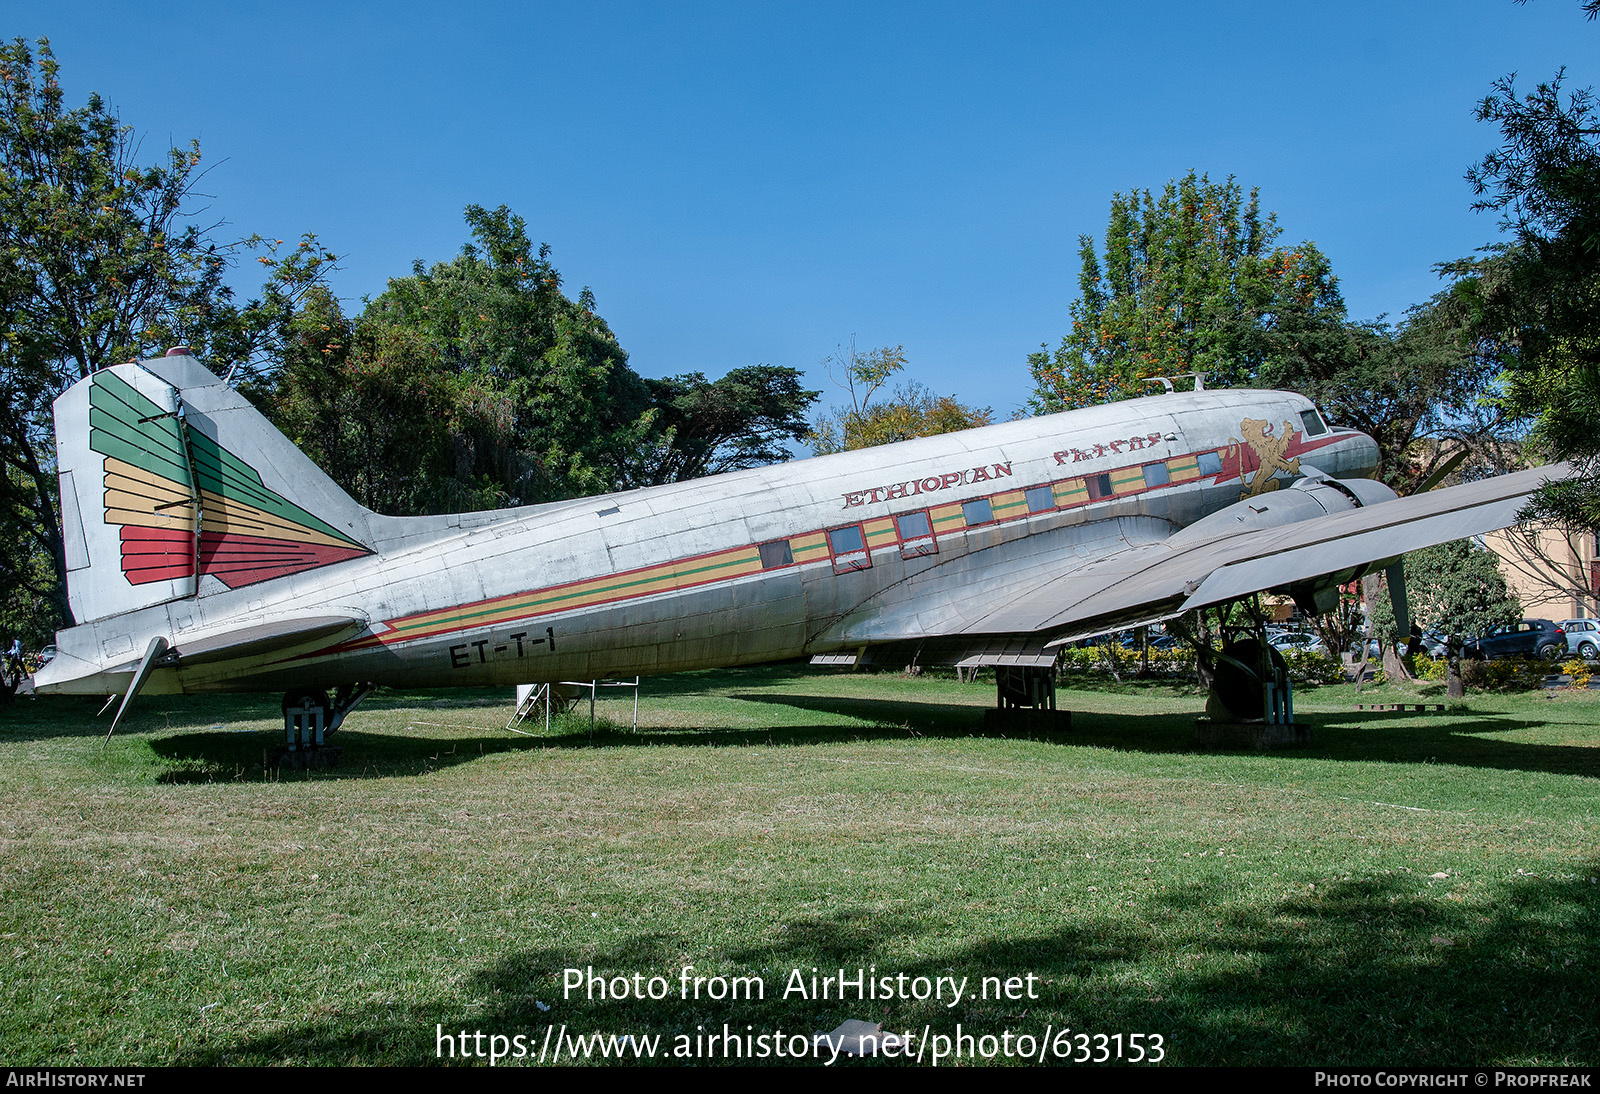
33,354,1562,701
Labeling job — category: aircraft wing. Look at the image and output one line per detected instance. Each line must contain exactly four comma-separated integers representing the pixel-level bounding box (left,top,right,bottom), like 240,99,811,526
979,463,1566,644
813,464,1567,658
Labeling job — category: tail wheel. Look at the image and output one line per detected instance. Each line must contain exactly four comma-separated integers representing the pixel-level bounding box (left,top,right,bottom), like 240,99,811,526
282,689,331,750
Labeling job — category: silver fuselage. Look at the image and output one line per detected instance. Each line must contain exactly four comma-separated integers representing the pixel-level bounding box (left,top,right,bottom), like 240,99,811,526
36,386,1377,695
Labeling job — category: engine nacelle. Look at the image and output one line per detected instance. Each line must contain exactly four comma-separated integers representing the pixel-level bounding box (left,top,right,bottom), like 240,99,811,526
1167,473,1402,615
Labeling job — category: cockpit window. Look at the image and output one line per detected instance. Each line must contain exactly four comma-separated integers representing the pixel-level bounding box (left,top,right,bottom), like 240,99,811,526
1300,408,1329,437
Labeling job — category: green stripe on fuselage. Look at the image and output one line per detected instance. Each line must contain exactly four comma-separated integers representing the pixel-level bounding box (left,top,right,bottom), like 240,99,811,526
390,550,759,636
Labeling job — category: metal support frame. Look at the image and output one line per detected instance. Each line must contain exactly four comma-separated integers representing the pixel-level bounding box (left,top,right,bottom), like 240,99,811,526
284,693,326,752
508,678,641,734
507,683,554,734
327,683,375,734
273,684,368,766
1200,600,1297,729
994,664,1057,711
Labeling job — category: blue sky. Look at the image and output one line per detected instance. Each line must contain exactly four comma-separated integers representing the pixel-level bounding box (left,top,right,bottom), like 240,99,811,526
9,1,1597,417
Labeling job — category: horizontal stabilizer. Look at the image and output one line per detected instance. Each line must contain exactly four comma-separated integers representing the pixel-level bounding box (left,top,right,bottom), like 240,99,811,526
31,613,368,697
164,616,366,666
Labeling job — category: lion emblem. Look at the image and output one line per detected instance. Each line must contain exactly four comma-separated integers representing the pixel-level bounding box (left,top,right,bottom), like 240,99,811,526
1235,418,1300,497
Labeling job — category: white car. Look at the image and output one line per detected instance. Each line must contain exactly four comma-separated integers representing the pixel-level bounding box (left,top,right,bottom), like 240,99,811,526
1270,632,1327,656
1559,619,1599,659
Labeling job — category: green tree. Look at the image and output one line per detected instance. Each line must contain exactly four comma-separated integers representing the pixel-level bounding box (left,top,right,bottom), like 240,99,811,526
809,344,993,455
261,286,500,514
1446,65,1600,541
346,204,657,506
1370,540,1521,697
1256,288,1513,494
261,206,819,512
1028,171,1344,412
633,366,818,485
0,37,333,633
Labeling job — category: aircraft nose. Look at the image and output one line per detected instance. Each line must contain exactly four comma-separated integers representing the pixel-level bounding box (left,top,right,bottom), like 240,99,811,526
1339,430,1381,479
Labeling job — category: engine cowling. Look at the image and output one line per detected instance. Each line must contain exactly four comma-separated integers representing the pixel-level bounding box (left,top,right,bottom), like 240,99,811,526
1167,473,1401,615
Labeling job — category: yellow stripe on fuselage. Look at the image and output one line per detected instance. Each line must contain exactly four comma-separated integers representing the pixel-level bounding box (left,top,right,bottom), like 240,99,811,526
378,544,765,639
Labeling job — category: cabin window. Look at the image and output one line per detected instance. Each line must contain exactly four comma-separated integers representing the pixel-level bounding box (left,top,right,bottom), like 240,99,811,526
1024,485,1056,513
1300,408,1329,437
1142,462,1170,488
962,498,994,526
827,524,871,573
758,539,793,570
1086,472,1113,501
1197,451,1223,477
896,510,937,558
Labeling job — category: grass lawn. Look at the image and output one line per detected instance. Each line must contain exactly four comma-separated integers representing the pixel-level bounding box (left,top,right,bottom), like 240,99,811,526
1,665,1595,1066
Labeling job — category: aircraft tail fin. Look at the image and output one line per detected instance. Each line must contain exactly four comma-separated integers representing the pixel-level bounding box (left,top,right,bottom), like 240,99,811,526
54,350,375,623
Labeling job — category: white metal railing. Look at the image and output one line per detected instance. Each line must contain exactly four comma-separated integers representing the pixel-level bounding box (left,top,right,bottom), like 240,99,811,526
507,678,640,734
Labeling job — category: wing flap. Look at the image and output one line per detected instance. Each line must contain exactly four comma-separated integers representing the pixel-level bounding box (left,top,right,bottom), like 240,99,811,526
807,515,1176,648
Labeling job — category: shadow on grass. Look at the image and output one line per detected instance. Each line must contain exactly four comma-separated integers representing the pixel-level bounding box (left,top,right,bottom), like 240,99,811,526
145,710,1007,783
173,857,1600,1066
136,711,1600,788
0,686,562,745
0,693,274,743
16,662,1596,782
0,663,912,745
1300,711,1600,778
736,692,1600,780
148,730,532,783
725,691,1024,737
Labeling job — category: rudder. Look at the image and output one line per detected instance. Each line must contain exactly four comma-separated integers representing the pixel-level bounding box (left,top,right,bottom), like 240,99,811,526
54,350,374,624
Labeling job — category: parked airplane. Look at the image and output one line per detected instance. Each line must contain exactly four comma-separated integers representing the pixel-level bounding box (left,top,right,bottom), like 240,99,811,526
31,349,1561,744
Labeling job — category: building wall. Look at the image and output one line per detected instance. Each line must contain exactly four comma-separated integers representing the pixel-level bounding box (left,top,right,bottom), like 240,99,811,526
1483,525,1599,621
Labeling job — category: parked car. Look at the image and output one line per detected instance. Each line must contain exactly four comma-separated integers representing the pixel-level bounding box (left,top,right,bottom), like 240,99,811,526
1355,636,1417,658
1462,619,1567,661
1118,630,1180,651
1270,632,1327,656
1558,619,1599,659
1416,629,1451,659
